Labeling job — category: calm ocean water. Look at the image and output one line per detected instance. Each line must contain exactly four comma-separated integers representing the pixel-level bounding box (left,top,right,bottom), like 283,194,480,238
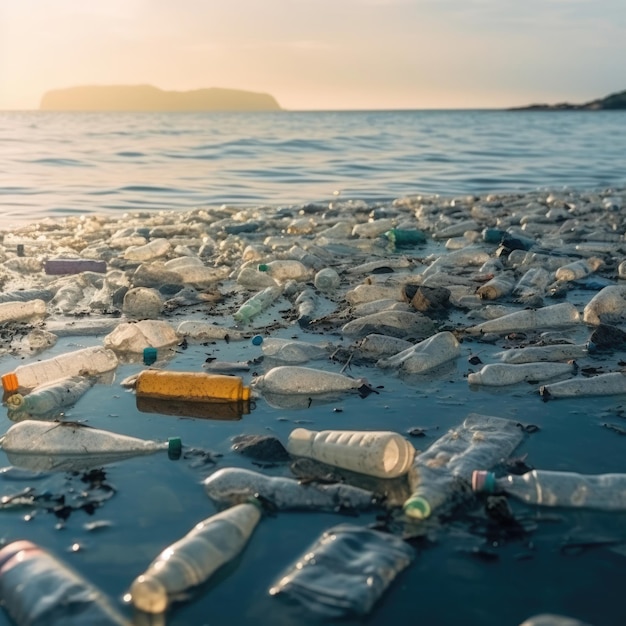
1,111,626,626
1,109,626,228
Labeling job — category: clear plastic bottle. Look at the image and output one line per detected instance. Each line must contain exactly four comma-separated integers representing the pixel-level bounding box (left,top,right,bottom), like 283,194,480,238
1,346,119,394
135,370,251,402
512,267,551,301
0,540,130,626
313,268,341,292
286,428,415,478
583,285,626,325
129,502,262,614
0,299,47,324
258,260,310,282
294,288,318,327
466,302,581,335
467,361,576,386
233,285,282,323
476,272,516,300
5,375,95,419
555,257,603,282
124,238,171,262
356,334,414,360
203,467,376,511
341,310,435,340
176,320,244,342
403,413,524,520
251,365,364,396
376,331,460,374
472,468,626,511
260,338,332,363
540,371,626,399
496,343,589,364
519,614,592,626
103,320,179,354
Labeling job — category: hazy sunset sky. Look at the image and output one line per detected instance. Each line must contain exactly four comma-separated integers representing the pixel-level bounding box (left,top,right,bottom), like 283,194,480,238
1,0,624,111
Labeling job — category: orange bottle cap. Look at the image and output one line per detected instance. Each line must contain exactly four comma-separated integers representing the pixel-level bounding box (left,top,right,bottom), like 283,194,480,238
2,373,18,393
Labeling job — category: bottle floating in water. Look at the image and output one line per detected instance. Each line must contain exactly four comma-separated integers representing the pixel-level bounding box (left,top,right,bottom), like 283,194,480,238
403,413,525,520
467,361,576,387
233,285,282,324
5,375,95,419
260,338,332,364
0,540,130,625
540,371,626,399
496,343,589,364
203,467,376,511
473,469,626,511
286,428,415,479
128,502,262,614
135,370,251,402
251,365,365,396
1,346,119,394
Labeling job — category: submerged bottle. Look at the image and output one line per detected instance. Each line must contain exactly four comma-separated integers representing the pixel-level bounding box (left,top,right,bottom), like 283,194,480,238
251,366,365,396
496,343,589,364
135,370,251,402
203,467,376,511
129,502,262,614
540,371,626,399
0,540,130,626
473,469,626,511
233,285,282,323
5,375,95,419
1,346,118,394
286,428,415,478
467,361,576,387
376,331,460,374
403,413,525,520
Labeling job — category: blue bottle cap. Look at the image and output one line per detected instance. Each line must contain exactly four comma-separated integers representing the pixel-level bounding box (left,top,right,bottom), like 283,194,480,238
252,335,263,346
143,347,158,365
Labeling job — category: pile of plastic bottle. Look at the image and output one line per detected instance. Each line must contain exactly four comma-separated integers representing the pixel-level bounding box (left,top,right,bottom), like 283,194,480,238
1,187,625,625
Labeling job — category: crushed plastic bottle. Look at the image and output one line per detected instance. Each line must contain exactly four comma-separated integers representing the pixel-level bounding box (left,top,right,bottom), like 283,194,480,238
1,346,119,394
473,468,626,511
0,540,131,625
251,365,365,396
403,413,525,520
468,361,577,386
376,331,460,374
286,428,415,478
104,320,179,354
203,467,377,511
129,502,262,614
260,337,333,363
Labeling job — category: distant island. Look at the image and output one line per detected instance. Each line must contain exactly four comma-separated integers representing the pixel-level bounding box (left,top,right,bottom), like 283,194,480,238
40,84,281,112
510,88,626,111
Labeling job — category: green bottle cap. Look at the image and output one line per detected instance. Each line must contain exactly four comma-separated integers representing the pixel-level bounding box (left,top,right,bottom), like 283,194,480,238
167,437,182,460
403,495,431,520
258,264,269,272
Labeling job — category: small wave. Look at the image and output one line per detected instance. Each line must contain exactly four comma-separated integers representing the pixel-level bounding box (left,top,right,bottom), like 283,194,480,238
29,157,92,167
119,185,188,194
116,151,145,157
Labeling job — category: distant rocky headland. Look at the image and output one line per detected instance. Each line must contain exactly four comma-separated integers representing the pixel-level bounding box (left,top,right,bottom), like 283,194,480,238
510,89,626,111
40,85,281,112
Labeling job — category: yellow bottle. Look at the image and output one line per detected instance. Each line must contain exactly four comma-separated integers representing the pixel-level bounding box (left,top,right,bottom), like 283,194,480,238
135,370,251,402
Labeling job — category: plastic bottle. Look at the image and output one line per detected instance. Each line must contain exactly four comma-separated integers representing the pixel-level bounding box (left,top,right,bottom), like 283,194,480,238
124,238,171,262
555,257,603,282
1,346,119,394
496,343,589,364
376,331,460,374
295,288,318,327
0,299,47,324
341,310,436,340
103,320,179,354
286,428,415,478
383,228,427,249
251,366,364,396
260,338,332,363
468,361,576,387
203,467,376,511
258,260,309,282
403,413,524,520
518,614,592,626
0,289,54,304
540,371,626,399
43,258,107,275
473,468,626,511
582,285,626,325
5,375,95,419
465,302,581,335
313,267,341,292
233,285,282,323
476,272,516,300
135,370,251,402
0,540,130,626
176,320,244,342
512,267,551,301
236,266,280,289
356,334,414,360
129,502,262,614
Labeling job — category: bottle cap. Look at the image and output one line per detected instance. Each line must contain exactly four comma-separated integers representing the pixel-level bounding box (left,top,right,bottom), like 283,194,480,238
143,347,158,366
472,470,496,493
403,495,431,520
167,437,182,460
5,393,25,408
251,335,264,346
258,264,269,272
1,373,18,393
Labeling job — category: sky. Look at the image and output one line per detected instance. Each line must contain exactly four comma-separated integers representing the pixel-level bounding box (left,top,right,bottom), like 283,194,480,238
0,0,624,111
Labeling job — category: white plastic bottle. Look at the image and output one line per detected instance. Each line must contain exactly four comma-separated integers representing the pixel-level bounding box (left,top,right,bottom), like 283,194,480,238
555,257,603,282
251,366,365,395
496,343,589,364
314,268,341,292
466,302,580,335
472,469,626,511
582,285,626,325
203,467,376,511
0,540,130,625
467,361,576,387
286,428,415,478
233,285,282,323
0,299,47,324
356,334,414,360
476,272,516,300
5,375,95,418
129,502,262,614
258,260,310,282
260,338,332,363
512,267,551,301
403,413,524,520
540,371,626,399
1,346,119,394
376,331,460,374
